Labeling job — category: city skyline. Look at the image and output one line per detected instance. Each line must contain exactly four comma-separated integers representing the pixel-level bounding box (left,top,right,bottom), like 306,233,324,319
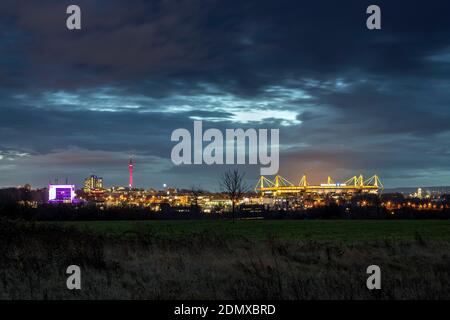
7,160,449,193
1,0,450,189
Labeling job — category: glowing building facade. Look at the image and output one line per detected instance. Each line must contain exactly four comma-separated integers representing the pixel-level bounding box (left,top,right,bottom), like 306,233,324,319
83,175,103,192
48,184,76,204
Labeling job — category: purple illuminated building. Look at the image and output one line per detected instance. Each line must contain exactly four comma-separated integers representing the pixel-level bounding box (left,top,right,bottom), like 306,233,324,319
48,184,76,204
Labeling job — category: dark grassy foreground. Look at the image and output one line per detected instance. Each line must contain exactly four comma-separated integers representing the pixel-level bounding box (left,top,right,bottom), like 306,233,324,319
57,219,450,242
1,218,450,299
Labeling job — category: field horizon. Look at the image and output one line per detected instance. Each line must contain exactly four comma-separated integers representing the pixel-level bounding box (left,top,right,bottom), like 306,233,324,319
53,219,450,243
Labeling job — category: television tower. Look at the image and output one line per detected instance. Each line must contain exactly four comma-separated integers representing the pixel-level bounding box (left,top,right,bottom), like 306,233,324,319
128,157,133,188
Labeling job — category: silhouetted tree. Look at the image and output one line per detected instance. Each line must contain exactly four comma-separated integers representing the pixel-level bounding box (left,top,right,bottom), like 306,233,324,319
220,169,249,222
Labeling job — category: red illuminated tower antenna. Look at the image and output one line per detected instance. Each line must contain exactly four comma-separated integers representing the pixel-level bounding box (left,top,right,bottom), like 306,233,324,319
129,157,133,188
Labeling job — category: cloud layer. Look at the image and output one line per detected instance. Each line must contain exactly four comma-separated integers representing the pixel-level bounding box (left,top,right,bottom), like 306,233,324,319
1,0,450,189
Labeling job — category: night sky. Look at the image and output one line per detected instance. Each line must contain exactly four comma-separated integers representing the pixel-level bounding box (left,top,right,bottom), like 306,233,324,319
1,0,450,190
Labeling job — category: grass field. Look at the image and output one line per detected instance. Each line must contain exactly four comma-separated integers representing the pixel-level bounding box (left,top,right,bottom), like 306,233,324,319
3,218,450,299
55,219,450,243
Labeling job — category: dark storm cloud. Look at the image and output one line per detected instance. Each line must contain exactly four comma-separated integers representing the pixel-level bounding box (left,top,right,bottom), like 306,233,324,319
1,0,450,188
3,0,449,91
